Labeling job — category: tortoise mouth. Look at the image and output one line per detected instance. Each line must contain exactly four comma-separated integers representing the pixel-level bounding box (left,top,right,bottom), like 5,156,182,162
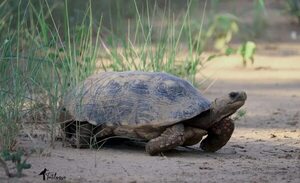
229,100,245,106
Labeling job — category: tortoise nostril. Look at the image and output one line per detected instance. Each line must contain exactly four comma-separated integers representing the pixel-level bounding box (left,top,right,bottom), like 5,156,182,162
229,92,238,99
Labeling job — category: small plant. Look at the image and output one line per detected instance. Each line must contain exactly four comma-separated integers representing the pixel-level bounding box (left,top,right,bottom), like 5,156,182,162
206,13,239,51
237,41,256,66
233,109,247,121
0,149,31,177
192,13,239,53
222,41,256,67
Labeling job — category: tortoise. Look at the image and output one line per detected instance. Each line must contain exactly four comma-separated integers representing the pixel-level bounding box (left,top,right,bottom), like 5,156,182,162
59,71,247,155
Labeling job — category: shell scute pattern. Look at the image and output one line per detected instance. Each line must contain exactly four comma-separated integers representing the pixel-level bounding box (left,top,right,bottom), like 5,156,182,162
128,80,150,95
64,71,211,127
155,81,187,102
106,80,122,95
134,100,156,124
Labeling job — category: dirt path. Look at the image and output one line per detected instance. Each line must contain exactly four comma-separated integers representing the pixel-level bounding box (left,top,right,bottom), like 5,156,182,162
1,44,300,183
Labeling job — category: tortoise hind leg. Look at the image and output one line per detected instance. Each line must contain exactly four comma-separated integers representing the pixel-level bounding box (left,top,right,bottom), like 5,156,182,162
200,118,234,152
145,124,185,155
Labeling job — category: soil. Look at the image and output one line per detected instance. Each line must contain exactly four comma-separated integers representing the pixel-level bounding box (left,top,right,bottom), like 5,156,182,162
1,1,300,183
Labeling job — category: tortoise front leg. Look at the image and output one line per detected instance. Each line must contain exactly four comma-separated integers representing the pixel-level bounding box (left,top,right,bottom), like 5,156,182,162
145,124,185,155
182,127,207,146
200,118,234,152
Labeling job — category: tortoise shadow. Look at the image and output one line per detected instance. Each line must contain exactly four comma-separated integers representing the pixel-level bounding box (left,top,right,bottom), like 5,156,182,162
96,138,300,160
95,138,237,158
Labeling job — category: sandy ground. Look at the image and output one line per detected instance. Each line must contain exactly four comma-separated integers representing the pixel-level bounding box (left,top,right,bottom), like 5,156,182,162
1,43,299,183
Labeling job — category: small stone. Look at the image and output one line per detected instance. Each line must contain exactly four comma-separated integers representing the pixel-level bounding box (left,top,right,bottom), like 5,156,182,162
287,121,298,126
231,145,245,149
290,31,297,40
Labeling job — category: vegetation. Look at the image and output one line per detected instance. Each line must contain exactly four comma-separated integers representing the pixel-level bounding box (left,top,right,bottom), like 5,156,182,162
0,0,102,152
0,149,31,177
0,0,258,168
233,109,247,121
252,0,267,37
286,0,300,23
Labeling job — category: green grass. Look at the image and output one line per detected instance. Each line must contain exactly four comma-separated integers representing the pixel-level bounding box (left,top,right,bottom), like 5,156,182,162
0,0,102,149
102,0,206,83
0,0,251,153
252,0,267,38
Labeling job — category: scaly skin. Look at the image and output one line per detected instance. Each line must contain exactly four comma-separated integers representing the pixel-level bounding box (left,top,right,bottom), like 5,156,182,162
182,127,207,146
145,124,208,155
200,118,234,152
145,124,185,155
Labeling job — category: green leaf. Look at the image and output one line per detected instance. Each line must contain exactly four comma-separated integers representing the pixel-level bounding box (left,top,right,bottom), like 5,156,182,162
214,38,226,50
21,160,32,169
225,47,236,56
1,150,11,161
231,22,239,33
243,41,256,60
207,54,221,61
257,0,265,9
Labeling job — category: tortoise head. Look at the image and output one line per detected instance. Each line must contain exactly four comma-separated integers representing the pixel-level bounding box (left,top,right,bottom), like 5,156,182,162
211,91,247,122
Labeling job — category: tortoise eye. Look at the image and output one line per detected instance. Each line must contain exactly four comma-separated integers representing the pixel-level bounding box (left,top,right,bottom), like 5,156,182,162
229,92,238,99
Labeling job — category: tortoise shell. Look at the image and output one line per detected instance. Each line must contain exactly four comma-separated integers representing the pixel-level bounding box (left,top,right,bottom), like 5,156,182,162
62,71,210,127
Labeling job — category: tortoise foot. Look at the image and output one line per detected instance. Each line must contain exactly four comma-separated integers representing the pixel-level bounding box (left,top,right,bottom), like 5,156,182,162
200,118,234,152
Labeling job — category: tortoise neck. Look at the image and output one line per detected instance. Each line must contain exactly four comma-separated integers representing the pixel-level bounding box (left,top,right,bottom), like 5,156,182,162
209,107,219,124
210,99,234,124
210,100,224,124
185,109,215,130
